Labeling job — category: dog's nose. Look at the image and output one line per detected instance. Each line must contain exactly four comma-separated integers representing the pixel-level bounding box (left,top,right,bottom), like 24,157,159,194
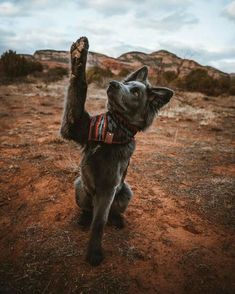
109,81,120,89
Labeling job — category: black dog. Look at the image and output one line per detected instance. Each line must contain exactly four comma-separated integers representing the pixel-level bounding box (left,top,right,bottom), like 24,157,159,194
60,37,174,266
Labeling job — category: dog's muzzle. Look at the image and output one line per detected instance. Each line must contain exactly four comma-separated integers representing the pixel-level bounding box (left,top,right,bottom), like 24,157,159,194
109,80,120,90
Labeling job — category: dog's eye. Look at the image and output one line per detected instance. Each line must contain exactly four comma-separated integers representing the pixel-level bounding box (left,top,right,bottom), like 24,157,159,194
131,88,139,97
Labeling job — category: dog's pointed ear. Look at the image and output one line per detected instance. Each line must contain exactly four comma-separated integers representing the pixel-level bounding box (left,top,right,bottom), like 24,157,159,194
147,87,174,109
124,66,148,83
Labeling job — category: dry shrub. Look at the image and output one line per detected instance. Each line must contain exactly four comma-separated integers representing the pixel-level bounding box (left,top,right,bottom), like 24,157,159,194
0,50,43,82
86,66,114,87
162,71,177,83
117,68,131,79
229,76,235,95
179,69,231,96
40,67,69,83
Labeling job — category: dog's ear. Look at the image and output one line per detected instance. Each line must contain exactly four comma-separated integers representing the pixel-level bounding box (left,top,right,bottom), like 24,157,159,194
124,66,148,83
147,87,174,109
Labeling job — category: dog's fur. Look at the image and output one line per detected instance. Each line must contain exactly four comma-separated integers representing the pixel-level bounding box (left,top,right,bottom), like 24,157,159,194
60,37,174,266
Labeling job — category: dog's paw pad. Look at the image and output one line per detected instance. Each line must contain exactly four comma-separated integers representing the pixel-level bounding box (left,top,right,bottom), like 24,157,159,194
76,36,89,51
86,249,104,266
70,37,89,56
70,37,89,76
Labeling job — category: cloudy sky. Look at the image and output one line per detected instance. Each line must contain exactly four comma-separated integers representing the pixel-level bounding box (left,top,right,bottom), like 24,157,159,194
0,0,234,73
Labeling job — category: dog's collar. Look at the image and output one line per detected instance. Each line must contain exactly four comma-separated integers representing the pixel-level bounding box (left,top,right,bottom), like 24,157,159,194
88,111,139,144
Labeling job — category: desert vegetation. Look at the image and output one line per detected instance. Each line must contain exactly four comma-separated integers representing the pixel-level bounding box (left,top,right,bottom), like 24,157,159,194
86,66,114,87
0,50,43,81
177,68,233,96
86,65,234,97
0,50,68,84
1,49,234,97
35,66,69,83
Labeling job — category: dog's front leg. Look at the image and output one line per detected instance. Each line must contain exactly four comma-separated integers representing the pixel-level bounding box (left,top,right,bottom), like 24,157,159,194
86,189,116,266
60,37,90,144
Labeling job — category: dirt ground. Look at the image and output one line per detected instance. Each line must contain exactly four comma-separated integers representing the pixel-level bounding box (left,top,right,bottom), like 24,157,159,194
0,78,234,293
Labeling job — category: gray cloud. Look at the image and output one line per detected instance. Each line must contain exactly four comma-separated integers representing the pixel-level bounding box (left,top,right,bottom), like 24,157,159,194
77,0,193,16
78,0,135,16
135,10,198,32
0,26,70,54
0,0,66,17
212,59,235,73
0,28,17,52
0,1,20,16
114,43,152,56
222,1,235,22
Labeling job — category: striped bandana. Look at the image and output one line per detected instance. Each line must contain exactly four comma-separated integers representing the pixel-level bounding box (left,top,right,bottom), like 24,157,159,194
88,112,139,144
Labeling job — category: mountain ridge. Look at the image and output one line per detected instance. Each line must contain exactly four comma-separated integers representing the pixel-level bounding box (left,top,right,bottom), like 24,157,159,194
22,48,229,79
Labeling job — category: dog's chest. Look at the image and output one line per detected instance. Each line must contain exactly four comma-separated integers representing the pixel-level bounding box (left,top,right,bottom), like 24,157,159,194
81,143,134,190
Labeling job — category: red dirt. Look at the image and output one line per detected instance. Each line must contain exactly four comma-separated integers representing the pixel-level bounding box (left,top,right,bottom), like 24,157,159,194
0,80,234,293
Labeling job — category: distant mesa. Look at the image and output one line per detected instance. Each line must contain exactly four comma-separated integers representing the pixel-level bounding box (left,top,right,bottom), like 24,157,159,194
22,48,229,79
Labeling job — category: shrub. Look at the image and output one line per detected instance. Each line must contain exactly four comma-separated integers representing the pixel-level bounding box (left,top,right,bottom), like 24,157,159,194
36,66,68,83
86,66,113,86
229,86,235,95
0,50,43,78
46,67,68,82
213,76,230,96
162,71,177,83
181,68,231,96
180,69,218,95
229,76,235,95
184,69,213,94
117,68,131,78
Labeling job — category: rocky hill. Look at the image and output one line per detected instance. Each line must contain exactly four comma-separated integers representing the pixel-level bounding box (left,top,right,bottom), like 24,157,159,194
28,48,228,80
30,50,69,69
118,50,229,79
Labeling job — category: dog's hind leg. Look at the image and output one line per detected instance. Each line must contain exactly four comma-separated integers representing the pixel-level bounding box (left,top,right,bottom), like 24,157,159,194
74,177,93,227
109,182,133,229
60,36,90,145
86,189,116,266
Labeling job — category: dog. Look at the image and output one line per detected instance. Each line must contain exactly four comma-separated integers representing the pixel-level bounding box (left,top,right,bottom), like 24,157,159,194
60,36,174,266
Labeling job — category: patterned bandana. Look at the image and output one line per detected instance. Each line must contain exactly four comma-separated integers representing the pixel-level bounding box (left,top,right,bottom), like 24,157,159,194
88,112,139,144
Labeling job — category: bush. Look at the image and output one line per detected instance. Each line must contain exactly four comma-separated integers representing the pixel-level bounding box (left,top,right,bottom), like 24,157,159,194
229,86,235,95
117,68,131,78
86,66,113,86
32,66,69,83
180,68,231,96
0,50,43,79
217,76,230,92
47,66,68,82
162,71,177,83
228,76,235,95
184,69,214,94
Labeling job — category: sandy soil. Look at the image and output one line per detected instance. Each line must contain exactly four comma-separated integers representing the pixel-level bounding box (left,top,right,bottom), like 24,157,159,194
0,78,234,293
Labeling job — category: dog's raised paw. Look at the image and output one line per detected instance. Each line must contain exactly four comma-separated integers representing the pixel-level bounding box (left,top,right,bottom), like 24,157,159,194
71,36,89,55
70,36,89,76
86,248,104,266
